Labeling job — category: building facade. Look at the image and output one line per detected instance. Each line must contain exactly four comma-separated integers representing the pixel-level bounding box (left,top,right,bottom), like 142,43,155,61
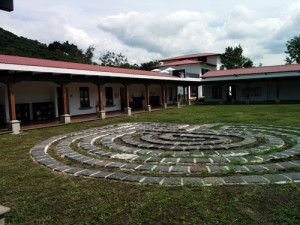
0,55,200,133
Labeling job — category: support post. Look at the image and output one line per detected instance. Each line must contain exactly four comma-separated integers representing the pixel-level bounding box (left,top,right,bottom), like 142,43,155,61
161,85,167,109
276,81,280,103
246,82,250,104
196,85,199,102
7,83,20,134
175,86,180,108
60,83,71,123
124,84,131,116
145,84,151,112
187,86,191,105
183,86,186,103
97,83,105,119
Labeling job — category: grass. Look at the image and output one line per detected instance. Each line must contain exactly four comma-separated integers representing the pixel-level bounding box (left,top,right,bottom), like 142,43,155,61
1,104,300,224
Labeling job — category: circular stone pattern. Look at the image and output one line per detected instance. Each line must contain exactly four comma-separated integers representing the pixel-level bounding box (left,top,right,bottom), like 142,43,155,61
31,123,300,186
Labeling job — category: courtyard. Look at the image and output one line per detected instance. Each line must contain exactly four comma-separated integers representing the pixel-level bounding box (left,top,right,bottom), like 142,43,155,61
1,104,300,224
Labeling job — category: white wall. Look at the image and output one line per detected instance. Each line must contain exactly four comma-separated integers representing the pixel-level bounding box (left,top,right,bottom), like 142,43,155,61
14,81,58,120
103,83,122,112
67,82,123,115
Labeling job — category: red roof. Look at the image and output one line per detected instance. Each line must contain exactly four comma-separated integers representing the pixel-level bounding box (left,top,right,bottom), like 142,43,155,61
154,60,202,68
160,53,219,62
202,64,300,78
0,55,174,78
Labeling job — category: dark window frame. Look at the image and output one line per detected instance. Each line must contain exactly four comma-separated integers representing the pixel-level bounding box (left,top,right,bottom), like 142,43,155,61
105,87,114,106
79,87,90,108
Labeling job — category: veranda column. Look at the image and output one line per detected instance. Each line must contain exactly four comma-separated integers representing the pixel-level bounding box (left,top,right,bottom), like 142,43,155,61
187,86,191,105
246,82,250,104
276,81,280,103
60,83,71,123
97,83,105,119
183,86,186,103
7,82,20,134
124,84,131,116
175,86,180,108
161,85,167,109
145,84,151,112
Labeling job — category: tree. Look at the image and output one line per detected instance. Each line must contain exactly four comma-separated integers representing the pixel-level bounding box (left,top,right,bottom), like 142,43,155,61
140,60,160,71
99,51,129,67
285,35,300,64
220,45,253,69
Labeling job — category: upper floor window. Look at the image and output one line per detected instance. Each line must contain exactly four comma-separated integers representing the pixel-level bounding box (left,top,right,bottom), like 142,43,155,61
173,69,185,78
80,87,90,108
105,87,113,106
202,68,210,75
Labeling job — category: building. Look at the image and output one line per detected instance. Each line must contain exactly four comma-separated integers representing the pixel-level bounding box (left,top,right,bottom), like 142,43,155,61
201,64,300,104
0,55,200,134
156,53,300,104
154,53,223,100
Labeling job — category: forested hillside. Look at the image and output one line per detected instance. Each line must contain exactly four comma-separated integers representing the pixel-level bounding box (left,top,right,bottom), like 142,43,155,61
0,27,94,64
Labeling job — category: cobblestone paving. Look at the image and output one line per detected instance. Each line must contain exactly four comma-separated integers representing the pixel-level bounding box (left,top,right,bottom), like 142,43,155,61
31,123,300,186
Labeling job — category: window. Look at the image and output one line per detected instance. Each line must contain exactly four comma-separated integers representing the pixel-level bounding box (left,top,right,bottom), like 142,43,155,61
201,68,210,75
79,87,90,108
212,86,222,99
173,69,185,78
105,87,113,106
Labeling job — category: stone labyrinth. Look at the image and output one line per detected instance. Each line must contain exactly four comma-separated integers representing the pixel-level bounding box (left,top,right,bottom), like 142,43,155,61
31,123,300,186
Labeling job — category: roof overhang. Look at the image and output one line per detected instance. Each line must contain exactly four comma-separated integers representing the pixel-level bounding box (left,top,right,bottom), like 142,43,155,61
0,63,201,84
200,71,300,84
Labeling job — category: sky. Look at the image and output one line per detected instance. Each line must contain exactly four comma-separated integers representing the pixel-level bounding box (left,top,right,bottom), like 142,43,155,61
1,0,300,66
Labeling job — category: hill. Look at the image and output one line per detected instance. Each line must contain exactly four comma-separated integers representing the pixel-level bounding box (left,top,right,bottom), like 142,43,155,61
0,27,94,64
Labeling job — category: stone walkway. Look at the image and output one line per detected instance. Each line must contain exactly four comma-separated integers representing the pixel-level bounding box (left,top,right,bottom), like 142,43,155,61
31,123,300,186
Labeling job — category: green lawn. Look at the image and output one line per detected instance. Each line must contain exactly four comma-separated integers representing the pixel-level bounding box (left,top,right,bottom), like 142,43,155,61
1,104,300,224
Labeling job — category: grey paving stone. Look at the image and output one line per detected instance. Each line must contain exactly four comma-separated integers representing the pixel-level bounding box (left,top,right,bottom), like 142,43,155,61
262,174,291,183
223,176,246,184
162,177,182,185
182,177,204,185
77,169,98,176
154,165,171,172
242,175,270,184
106,172,128,180
135,165,155,171
179,158,194,163
64,168,85,174
123,175,145,183
202,177,225,185
282,172,300,181
171,165,189,173
90,171,113,178
106,162,126,168
141,177,163,184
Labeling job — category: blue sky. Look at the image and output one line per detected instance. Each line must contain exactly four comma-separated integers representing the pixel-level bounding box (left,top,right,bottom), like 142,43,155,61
1,0,300,66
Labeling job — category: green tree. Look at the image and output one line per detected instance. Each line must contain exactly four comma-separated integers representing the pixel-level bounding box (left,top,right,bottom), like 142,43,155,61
221,45,253,69
99,51,129,67
140,60,160,71
285,35,300,64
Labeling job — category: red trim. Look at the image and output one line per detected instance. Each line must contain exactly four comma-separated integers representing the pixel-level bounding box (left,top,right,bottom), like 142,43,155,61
0,55,174,78
160,53,219,62
154,60,202,68
202,64,300,78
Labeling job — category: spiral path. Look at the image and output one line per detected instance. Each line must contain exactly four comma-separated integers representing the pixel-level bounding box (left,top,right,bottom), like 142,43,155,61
31,123,300,186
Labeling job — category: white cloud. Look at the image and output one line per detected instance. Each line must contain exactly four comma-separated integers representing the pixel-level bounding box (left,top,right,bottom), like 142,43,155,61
97,5,300,65
1,0,300,66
